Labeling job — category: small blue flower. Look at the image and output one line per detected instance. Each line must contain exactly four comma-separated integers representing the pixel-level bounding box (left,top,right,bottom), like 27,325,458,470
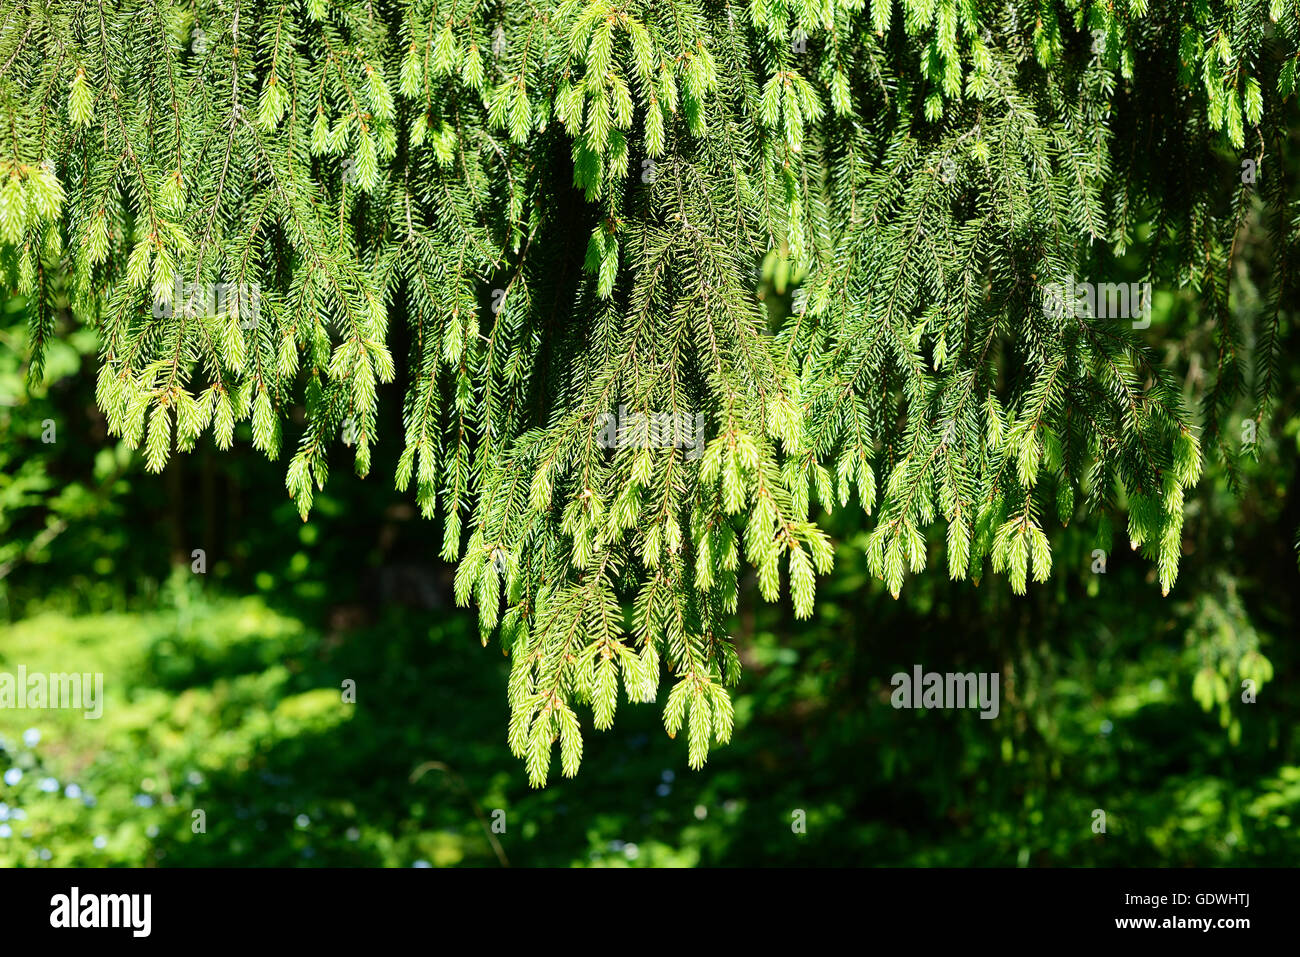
0,824,10,838
133,794,154,808
3,768,22,786
22,728,40,748
146,825,159,838
38,777,59,793
10,808,25,820
656,783,671,797
93,835,107,849
412,860,432,868
0,802,8,820
295,814,310,828
64,783,82,800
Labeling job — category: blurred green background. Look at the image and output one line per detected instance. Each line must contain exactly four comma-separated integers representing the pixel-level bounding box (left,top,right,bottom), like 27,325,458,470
1,218,1297,867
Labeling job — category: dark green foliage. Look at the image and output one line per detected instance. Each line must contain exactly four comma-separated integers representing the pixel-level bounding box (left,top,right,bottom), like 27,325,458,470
1,1,1296,782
